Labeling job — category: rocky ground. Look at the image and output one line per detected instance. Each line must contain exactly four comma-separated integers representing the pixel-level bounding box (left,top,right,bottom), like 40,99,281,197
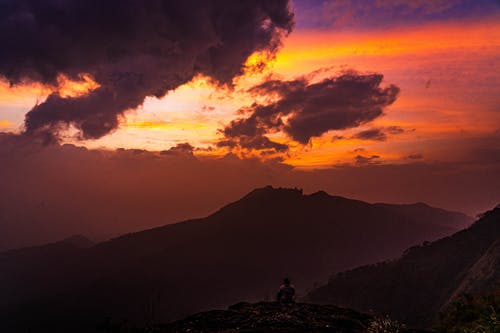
154,302,430,333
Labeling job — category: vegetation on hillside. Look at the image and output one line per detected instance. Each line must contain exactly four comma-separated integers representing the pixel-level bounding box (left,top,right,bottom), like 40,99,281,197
437,292,499,333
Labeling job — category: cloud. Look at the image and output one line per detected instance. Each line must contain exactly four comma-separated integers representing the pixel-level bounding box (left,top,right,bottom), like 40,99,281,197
294,0,499,30
352,125,409,141
0,0,294,141
355,154,381,165
353,128,387,141
407,153,423,160
217,135,289,153
385,126,407,134
160,142,195,157
374,0,464,14
220,71,399,151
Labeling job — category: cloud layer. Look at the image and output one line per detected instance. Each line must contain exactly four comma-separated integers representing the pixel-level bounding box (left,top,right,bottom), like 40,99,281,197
0,0,294,141
294,0,499,30
1,132,498,250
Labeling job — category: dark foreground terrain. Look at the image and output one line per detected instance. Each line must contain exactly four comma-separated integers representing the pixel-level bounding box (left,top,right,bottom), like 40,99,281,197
153,302,430,333
306,206,500,328
0,187,471,332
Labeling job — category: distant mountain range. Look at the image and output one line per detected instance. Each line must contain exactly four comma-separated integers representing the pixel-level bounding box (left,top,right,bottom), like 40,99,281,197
306,205,499,328
0,186,472,332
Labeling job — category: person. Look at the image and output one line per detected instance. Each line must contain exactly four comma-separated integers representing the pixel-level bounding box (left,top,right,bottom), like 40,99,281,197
277,278,295,303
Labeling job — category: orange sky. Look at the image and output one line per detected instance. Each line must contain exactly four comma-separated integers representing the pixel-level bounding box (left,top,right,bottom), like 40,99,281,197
0,19,499,168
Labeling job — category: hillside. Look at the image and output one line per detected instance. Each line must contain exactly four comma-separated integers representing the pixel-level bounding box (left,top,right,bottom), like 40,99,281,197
306,206,500,328
0,186,471,332
0,235,94,308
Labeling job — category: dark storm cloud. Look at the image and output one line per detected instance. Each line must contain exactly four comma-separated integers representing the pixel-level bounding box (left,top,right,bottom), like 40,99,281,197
220,72,399,150
0,0,294,141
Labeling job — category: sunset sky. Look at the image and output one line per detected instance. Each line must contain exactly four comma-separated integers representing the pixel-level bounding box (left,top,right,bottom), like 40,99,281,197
0,0,499,248
1,0,498,167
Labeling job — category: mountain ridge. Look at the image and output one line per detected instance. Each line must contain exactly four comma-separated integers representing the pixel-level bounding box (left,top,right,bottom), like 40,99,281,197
305,206,499,328
0,186,474,332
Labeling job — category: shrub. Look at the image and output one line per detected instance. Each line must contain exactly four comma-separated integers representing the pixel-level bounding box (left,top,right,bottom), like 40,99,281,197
367,315,406,333
437,292,499,333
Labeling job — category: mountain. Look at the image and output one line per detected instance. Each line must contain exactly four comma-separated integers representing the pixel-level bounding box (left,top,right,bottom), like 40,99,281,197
0,235,94,309
306,205,500,328
372,202,471,230
0,186,471,332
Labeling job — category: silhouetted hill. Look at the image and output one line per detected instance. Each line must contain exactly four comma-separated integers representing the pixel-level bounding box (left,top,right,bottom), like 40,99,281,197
306,206,500,328
373,202,471,230
0,235,94,309
0,187,471,332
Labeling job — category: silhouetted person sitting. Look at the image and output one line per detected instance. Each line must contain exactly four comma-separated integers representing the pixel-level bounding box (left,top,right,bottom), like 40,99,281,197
277,278,295,303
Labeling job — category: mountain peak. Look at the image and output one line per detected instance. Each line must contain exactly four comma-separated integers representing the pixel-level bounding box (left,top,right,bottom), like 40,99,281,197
244,185,304,199
309,190,331,198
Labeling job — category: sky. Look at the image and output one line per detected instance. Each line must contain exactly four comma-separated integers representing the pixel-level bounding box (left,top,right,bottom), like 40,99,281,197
0,0,499,249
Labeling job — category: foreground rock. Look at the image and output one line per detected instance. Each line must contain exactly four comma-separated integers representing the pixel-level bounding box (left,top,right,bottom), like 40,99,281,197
156,302,429,333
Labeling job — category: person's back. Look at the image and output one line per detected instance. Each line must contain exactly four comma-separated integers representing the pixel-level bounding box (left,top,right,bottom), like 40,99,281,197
277,278,295,303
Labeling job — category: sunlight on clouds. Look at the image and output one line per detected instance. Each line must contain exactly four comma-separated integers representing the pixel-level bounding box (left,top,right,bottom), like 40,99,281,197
126,120,209,131
0,19,498,168
0,120,12,128
0,80,50,109
243,50,277,75
0,74,101,131
56,74,100,98
277,22,499,66
0,73,100,102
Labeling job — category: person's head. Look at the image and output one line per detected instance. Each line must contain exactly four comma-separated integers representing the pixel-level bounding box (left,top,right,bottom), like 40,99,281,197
283,278,291,285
